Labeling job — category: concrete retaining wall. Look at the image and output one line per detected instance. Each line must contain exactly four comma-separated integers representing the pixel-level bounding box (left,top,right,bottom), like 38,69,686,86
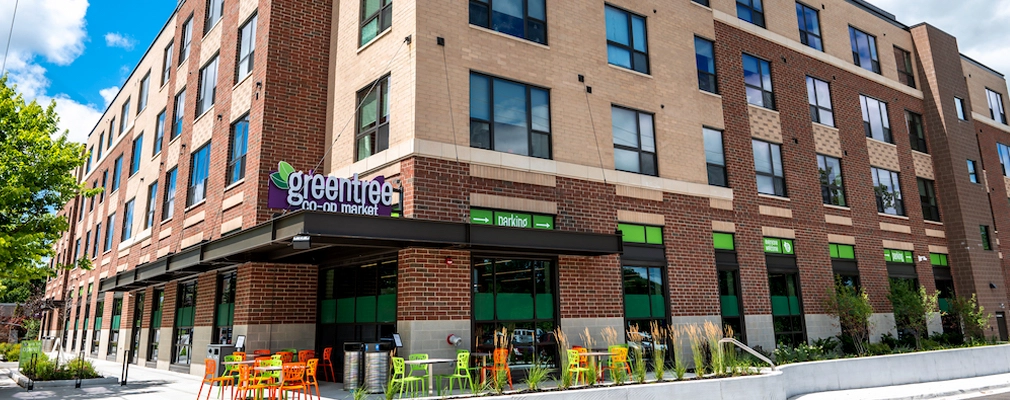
479,344,1010,400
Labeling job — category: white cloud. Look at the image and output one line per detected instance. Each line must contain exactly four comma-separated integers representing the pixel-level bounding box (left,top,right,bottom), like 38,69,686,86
99,86,119,108
0,0,102,143
869,0,1010,76
104,32,135,51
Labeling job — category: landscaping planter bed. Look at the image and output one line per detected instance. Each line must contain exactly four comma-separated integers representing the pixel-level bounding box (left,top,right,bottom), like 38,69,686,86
10,369,118,389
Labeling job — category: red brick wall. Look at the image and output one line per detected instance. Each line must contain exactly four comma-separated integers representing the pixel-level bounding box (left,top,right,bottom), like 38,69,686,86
398,249,472,321
195,272,218,326
161,281,178,330
141,286,155,329
558,255,623,318
233,263,318,325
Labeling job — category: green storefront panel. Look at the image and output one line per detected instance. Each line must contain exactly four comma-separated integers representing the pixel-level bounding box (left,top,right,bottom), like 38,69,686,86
474,293,494,321
356,296,377,323
624,295,651,319
496,293,534,320
650,295,666,318
377,294,396,323
645,226,663,245
771,296,800,316
535,294,554,319
111,315,121,330
175,307,194,327
619,224,647,243
720,295,740,317
320,299,337,324
713,233,735,250
336,298,355,324
839,245,855,259
216,303,234,326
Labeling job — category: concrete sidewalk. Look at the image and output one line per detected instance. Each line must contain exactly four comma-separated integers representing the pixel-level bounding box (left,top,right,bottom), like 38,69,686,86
792,372,1010,400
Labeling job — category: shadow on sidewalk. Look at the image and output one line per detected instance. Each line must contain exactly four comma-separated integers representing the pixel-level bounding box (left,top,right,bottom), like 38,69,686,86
0,379,177,399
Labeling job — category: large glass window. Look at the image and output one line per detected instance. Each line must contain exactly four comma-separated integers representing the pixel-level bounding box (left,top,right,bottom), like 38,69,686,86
112,155,123,191
163,168,177,221
104,213,116,252
470,73,551,159
162,42,174,86
622,266,666,329
981,225,992,251
473,258,557,368
172,89,186,140
743,54,774,109
228,115,249,184
154,110,166,155
705,127,726,187
907,111,926,153
108,298,123,358
197,56,219,116
861,95,891,143
872,167,904,216
894,47,915,88
719,268,744,338
469,0,546,45
180,17,193,63
356,76,390,161
605,5,649,74
147,289,164,362
92,223,101,257
998,143,1010,176
206,0,224,33
237,15,257,80
769,272,804,346
918,178,940,222
817,155,845,206
130,293,145,364
807,76,833,126
130,134,143,176
695,36,718,94
139,73,150,112
988,88,1007,124
360,0,392,46
612,106,656,176
121,99,132,134
173,281,196,365
97,133,104,160
187,144,211,206
849,26,879,73
122,199,135,241
753,139,785,196
737,0,765,27
144,181,158,230
796,2,822,51
215,272,236,344
91,300,104,355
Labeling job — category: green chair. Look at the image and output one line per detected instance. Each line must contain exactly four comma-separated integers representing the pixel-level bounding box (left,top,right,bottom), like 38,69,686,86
438,351,474,395
217,355,241,398
407,354,429,392
280,348,298,361
566,349,590,386
390,357,424,398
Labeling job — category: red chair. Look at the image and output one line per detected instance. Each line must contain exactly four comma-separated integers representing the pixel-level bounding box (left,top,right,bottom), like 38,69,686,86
253,349,271,356
319,347,336,382
297,350,315,364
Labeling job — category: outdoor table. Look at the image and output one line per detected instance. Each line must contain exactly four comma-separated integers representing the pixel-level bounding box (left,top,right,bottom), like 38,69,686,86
581,351,615,381
254,366,284,372
472,352,492,382
404,358,455,395
223,360,257,365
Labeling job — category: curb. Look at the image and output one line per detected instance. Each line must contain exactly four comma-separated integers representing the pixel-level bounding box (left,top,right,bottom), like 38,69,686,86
10,370,119,389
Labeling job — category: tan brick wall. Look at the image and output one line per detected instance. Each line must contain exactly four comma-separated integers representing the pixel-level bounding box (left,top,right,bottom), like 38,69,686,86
963,58,1010,121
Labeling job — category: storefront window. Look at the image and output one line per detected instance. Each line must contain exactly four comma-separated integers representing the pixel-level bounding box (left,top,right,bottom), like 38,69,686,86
622,266,666,328
769,272,804,346
719,270,743,338
173,282,197,365
473,258,557,368
108,298,123,359
92,301,104,355
130,293,145,363
148,289,163,362
215,272,236,344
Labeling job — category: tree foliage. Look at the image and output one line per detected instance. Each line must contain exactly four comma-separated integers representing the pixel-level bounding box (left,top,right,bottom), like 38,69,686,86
887,279,940,349
824,282,874,355
0,75,97,282
950,294,990,343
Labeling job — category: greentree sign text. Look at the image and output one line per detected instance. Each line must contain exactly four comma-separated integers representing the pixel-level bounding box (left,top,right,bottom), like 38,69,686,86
267,161,394,216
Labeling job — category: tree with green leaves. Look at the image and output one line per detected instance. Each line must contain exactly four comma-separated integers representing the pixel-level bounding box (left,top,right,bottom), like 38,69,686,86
888,278,940,349
950,294,990,344
0,75,98,282
824,281,874,355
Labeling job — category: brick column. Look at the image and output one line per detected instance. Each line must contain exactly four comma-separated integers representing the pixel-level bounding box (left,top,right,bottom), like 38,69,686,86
232,263,317,352
397,248,471,362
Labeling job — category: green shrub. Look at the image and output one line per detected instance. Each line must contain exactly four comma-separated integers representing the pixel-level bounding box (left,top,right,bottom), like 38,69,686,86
0,343,21,362
772,342,841,364
20,354,101,381
866,343,891,355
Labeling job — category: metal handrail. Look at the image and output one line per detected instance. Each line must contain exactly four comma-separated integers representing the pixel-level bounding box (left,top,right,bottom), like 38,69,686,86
718,338,776,371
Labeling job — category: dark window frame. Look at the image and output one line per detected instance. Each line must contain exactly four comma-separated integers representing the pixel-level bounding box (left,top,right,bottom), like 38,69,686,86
917,178,940,222
196,55,219,117
611,105,658,176
360,0,393,46
214,272,237,345
981,225,993,251
144,181,159,230
736,0,765,27
743,53,775,109
967,159,980,183
469,72,553,159
129,133,143,176
695,36,718,94
955,97,968,121
180,16,194,64
154,110,166,156
894,46,915,88
163,167,178,221
187,143,211,207
988,88,1007,124
861,95,892,143
172,89,186,140
796,2,822,51
906,111,927,153
807,76,833,126
849,26,880,73
704,127,727,187
355,76,390,162
227,115,249,185
872,167,904,216
753,139,786,197
104,213,116,253
172,281,197,365
237,14,257,81
817,154,845,207
605,4,650,74
205,0,224,34
998,142,1010,177
112,155,123,192
468,0,547,45
121,198,135,241
139,72,151,112
161,41,174,87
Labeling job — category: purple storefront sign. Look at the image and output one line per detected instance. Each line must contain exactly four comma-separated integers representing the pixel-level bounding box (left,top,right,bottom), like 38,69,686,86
267,165,394,217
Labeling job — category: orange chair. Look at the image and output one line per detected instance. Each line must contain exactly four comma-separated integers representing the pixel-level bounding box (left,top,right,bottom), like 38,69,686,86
253,349,271,356
234,364,271,400
480,348,513,390
304,359,320,400
197,359,235,400
274,352,294,364
233,352,247,361
297,350,315,364
573,346,589,368
274,363,308,400
318,348,336,382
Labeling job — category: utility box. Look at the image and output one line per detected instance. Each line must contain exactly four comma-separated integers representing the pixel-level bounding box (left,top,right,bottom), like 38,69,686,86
207,344,237,376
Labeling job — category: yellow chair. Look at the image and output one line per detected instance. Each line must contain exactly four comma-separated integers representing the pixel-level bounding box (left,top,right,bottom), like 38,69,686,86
566,349,590,385
304,359,320,399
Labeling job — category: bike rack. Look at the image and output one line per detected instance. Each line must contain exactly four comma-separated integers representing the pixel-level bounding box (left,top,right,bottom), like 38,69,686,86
718,338,776,371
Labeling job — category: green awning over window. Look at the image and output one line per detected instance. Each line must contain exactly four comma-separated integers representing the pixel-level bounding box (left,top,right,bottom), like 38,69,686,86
830,244,855,259
619,223,663,245
930,253,949,266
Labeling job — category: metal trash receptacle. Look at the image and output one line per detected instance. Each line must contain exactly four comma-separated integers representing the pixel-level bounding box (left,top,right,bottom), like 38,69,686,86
207,344,237,376
343,342,364,391
362,342,394,393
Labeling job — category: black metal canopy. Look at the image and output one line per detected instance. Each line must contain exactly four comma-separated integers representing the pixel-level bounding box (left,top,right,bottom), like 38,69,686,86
99,210,623,293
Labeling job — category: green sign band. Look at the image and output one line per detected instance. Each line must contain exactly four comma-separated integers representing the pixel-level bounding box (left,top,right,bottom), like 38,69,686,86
470,208,554,230
763,238,794,255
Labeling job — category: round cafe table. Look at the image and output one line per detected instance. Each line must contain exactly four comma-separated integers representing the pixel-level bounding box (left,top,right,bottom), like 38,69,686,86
403,358,455,396
580,351,615,381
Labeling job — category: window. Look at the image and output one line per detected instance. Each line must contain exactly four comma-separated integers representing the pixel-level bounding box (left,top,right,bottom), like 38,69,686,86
91,300,102,355
469,73,551,159
82,231,89,258
872,167,904,216
955,97,968,120
139,73,150,112
130,293,145,363
894,47,915,88
796,3,822,51
108,298,122,358
187,144,211,206
695,36,718,94
861,95,891,142
228,115,249,185
769,272,804,346
737,0,765,27
967,159,979,183
97,133,104,159
612,106,657,176
360,0,392,46
998,143,1010,176
237,15,257,80
622,266,667,329
172,89,186,140
173,281,196,365
705,128,727,187
849,27,879,73
818,155,845,206
122,199,135,241
197,56,218,116
147,289,163,362
120,98,131,132
988,88,1007,124
206,0,223,33
618,223,663,244
981,225,992,251
753,140,785,196
92,223,101,257
73,239,80,260
112,155,123,191
108,119,115,146
918,178,940,222
144,181,158,230
180,17,193,63
154,110,166,155
163,168,177,221
473,257,557,369
100,171,108,202
86,149,92,172
104,213,116,252
807,76,833,126
469,0,547,45
743,54,775,109
605,5,649,74
130,134,143,176
356,76,390,161
162,42,174,86
214,272,236,344
693,0,710,5
907,111,926,153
